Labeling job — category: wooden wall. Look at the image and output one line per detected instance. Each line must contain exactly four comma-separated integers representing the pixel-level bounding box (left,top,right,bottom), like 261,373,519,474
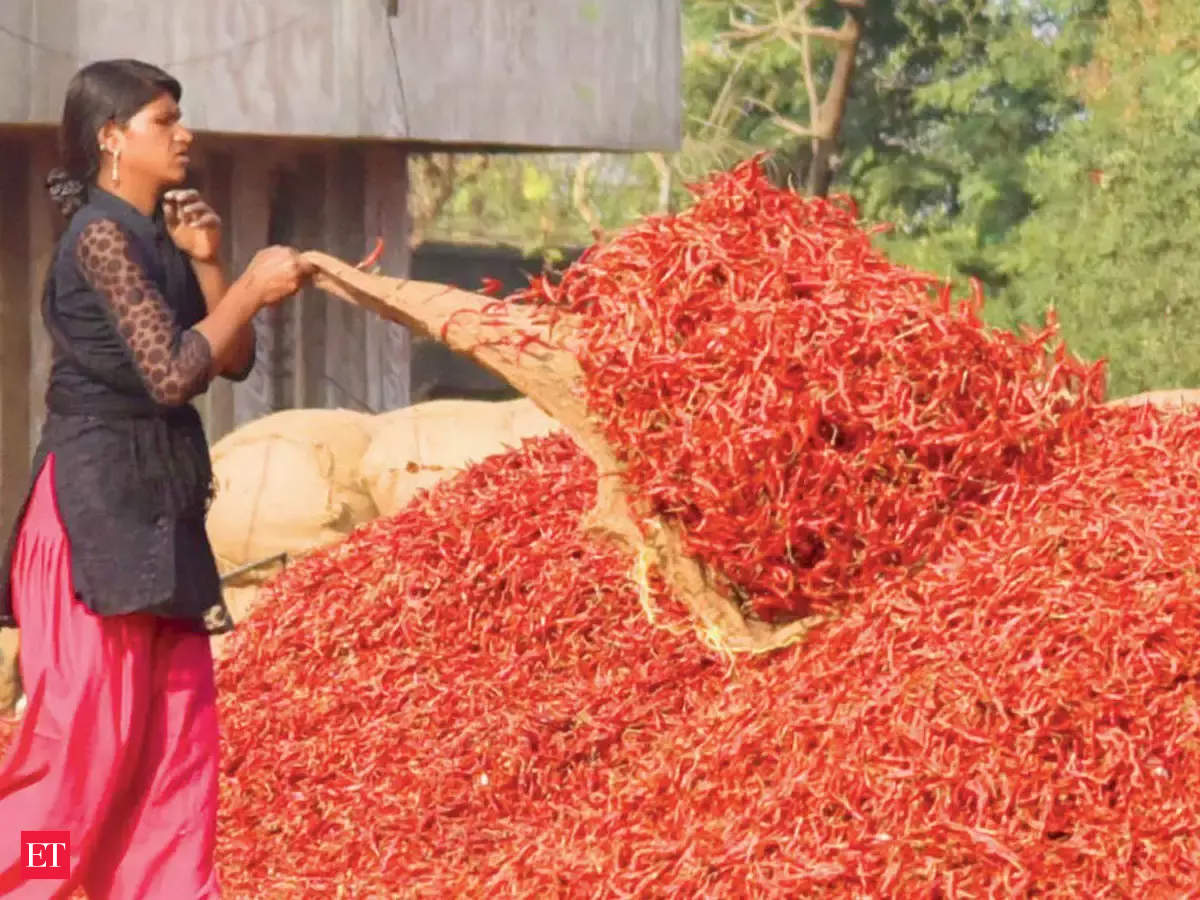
0,0,681,151
186,138,413,438
0,128,412,540
0,132,56,546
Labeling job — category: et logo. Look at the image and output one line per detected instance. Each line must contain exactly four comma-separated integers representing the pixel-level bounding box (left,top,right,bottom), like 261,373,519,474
21,831,70,879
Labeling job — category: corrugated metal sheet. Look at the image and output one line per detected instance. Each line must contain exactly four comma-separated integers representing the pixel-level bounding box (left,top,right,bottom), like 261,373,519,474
0,0,681,150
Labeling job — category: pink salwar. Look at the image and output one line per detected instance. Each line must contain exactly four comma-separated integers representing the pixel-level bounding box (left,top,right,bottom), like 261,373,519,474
0,455,221,899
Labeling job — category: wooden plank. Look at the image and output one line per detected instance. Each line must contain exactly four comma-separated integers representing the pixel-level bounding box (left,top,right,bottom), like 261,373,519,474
0,139,33,540
226,143,275,428
279,151,328,409
0,1,34,122
363,144,412,412
0,0,79,123
380,0,683,150
330,0,402,141
197,148,236,441
161,0,337,139
320,145,369,411
1,0,682,152
27,134,58,455
264,155,298,417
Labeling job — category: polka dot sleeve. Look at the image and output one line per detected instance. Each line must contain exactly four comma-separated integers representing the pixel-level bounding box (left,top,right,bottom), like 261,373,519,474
75,218,213,406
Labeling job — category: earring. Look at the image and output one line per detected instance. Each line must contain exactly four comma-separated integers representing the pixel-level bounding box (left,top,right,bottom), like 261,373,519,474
111,147,121,185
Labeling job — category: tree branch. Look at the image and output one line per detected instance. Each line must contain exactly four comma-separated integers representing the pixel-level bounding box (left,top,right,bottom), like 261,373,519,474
799,7,821,171
572,153,605,241
728,18,845,44
408,153,489,248
806,6,865,195
647,152,673,214
745,98,822,139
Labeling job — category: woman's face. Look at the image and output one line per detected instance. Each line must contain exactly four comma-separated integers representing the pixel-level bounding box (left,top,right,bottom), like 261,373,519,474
105,92,193,189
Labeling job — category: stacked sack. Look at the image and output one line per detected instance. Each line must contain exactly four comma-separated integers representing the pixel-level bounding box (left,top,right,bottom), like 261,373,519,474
206,398,559,647
359,398,560,516
3,408,371,703
4,398,561,702
0,629,18,717
206,408,380,583
1106,388,1200,409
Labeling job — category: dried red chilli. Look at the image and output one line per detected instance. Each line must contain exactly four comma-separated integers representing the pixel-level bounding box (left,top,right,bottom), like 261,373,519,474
95,397,1176,897
509,159,1103,620
3,162,1199,896
355,236,385,270
479,276,504,296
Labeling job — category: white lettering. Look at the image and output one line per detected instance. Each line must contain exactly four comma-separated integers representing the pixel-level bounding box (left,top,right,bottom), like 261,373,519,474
25,841,66,868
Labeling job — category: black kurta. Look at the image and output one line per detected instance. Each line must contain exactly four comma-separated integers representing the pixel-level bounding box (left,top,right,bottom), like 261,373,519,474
0,187,250,635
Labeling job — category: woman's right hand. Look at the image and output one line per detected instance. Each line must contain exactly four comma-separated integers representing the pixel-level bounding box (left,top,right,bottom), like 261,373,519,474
241,246,315,308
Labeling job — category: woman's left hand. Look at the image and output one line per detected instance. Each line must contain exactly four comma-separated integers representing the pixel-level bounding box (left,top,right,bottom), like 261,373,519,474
164,189,222,263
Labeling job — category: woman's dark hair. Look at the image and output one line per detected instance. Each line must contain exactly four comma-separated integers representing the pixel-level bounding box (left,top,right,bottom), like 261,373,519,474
46,59,181,218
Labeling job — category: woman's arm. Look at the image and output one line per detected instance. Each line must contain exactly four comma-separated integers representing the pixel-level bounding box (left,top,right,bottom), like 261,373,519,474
163,189,257,380
191,256,257,380
77,218,307,407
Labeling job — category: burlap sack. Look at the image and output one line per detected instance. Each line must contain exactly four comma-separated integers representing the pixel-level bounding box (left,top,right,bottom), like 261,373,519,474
213,406,375,447
211,408,376,514
0,629,19,716
504,396,560,437
206,436,369,578
1107,389,1200,409
361,398,561,516
206,409,379,579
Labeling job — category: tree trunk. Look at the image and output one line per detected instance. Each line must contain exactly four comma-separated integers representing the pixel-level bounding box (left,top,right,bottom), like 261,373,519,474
804,3,865,196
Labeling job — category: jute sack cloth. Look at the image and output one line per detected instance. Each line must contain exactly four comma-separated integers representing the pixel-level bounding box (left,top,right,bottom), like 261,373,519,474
0,629,18,715
210,408,377,513
1106,389,1200,409
361,398,561,516
206,409,379,581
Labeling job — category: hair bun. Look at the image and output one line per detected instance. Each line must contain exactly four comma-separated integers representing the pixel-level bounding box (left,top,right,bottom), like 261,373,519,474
46,167,87,218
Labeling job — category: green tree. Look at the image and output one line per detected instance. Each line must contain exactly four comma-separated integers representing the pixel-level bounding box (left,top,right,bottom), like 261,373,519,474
847,1,1105,285
991,0,1200,396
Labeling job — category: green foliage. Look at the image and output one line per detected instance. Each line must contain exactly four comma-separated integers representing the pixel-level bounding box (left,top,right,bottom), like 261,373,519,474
852,1,1105,276
423,152,666,255
988,0,1200,396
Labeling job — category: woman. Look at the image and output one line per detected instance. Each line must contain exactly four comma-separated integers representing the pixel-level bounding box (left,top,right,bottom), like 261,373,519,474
0,59,312,898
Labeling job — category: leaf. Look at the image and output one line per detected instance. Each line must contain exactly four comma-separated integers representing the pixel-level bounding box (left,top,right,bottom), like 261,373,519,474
520,164,554,205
